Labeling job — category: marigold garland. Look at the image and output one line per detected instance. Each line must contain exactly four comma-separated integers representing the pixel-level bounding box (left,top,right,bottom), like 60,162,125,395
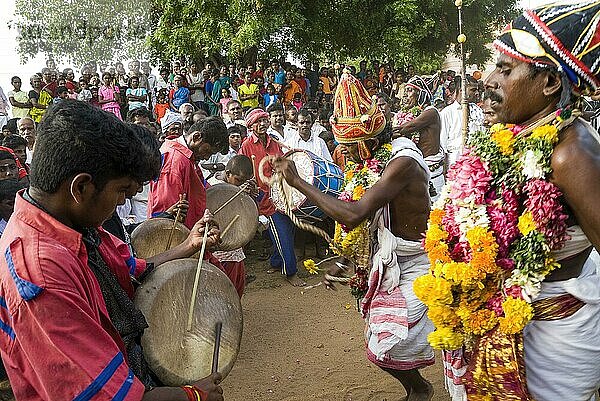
417,109,573,350
332,143,393,300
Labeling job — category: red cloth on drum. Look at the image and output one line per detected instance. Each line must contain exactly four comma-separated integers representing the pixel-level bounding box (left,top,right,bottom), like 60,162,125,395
221,261,245,297
148,138,207,229
0,193,146,401
239,132,284,216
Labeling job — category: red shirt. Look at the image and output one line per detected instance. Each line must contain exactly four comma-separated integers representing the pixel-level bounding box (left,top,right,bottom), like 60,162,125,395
239,133,283,216
0,193,147,401
148,138,206,229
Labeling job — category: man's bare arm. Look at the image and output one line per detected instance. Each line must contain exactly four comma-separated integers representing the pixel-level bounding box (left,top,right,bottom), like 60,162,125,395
392,108,439,137
273,156,416,229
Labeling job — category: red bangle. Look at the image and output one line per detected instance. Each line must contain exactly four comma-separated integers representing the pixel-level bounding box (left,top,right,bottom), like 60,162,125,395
181,385,199,401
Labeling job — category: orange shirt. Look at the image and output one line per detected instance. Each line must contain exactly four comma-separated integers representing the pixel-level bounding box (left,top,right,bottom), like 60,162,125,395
284,80,302,104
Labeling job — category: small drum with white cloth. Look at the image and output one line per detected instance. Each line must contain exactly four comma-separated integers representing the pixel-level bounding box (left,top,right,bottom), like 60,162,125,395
271,149,343,221
206,183,258,251
135,258,243,385
130,218,190,259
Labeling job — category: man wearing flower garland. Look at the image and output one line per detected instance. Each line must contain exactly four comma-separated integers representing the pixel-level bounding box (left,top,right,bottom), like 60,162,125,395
392,75,444,201
415,2,600,400
273,72,436,401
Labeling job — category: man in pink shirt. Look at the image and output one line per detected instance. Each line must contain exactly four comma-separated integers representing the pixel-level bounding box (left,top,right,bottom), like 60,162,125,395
0,100,223,401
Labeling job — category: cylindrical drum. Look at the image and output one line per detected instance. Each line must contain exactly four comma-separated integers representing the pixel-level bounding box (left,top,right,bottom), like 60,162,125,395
271,150,343,221
130,218,190,259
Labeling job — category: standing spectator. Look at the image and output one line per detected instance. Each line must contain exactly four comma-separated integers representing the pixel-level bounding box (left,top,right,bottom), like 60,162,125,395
219,88,233,114
168,74,190,111
0,179,19,237
62,68,77,92
2,134,28,169
76,79,92,102
28,74,51,123
126,76,148,111
283,70,302,105
40,67,57,97
267,102,286,141
187,62,206,112
284,109,332,161
17,117,36,164
263,84,279,107
154,88,169,122
238,73,260,110
7,76,30,119
98,72,122,120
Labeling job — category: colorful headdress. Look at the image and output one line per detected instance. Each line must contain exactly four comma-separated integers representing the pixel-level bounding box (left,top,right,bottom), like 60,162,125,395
330,71,386,159
245,108,269,128
405,75,435,107
494,0,600,93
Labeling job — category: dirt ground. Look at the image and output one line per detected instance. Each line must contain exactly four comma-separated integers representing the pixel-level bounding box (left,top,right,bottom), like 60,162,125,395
222,235,450,401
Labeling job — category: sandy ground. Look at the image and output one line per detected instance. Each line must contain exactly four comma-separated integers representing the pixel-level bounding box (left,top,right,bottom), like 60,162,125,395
222,236,450,401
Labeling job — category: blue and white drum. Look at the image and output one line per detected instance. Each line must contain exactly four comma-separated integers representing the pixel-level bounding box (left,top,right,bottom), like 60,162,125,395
271,149,343,221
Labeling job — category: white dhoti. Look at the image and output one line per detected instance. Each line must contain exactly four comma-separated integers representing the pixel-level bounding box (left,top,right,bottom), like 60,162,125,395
361,215,434,370
524,256,600,401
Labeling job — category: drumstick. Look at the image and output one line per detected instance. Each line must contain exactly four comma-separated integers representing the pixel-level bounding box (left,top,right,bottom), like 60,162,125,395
251,155,256,178
166,193,185,251
212,186,247,215
211,322,223,374
220,214,240,239
186,222,210,331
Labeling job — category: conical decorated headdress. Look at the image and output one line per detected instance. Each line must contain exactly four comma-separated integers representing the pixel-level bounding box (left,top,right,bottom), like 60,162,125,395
330,71,386,159
494,0,600,93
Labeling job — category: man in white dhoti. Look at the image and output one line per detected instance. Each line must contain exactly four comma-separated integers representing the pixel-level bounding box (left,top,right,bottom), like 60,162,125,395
273,72,435,401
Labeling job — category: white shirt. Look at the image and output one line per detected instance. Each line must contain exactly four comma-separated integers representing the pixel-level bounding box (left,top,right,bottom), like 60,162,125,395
311,121,327,137
439,101,484,165
284,130,333,161
267,126,285,142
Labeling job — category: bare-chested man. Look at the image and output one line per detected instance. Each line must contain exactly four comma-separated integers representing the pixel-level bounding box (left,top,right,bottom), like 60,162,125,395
273,73,435,401
392,76,443,200
442,2,600,400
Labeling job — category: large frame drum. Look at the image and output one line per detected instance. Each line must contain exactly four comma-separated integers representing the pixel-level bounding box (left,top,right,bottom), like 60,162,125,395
130,218,190,259
135,259,243,385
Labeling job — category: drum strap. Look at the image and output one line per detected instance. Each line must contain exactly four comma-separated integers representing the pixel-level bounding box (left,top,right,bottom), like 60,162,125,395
82,229,158,388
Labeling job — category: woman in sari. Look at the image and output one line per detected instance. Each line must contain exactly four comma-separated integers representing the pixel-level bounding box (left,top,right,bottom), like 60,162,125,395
98,72,122,120
207,70,223,116
28,74,52,123
168,74,190,111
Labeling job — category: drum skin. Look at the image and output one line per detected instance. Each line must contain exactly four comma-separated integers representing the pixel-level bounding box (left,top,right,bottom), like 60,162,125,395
135,259,243,385
206,183,258,251
131,218,190,259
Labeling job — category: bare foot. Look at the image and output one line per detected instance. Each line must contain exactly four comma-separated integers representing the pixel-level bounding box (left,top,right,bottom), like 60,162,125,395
266,267,279,274
407,382,433,401
286,274,307,287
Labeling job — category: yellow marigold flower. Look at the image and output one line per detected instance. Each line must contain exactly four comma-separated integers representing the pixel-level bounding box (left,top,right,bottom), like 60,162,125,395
531,124,559,144
429,209,445,226
414,274,454,306
382,143,393,151
345,170,354,180
489,123,505,134
491,129,515,155
303,259,319,275
428,305,461,328
498,297,533,334
427,327,464,350
352,185,366,201
427,243,451,265
462,309,498,336
518,211,536,236
425,224,448,243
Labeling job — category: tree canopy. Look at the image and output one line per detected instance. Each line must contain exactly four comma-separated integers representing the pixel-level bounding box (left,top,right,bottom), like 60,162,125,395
12,0,519,70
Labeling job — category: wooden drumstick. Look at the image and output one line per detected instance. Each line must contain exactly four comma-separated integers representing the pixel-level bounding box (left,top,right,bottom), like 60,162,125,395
211,322,223,374
251,155,256,179
187,222,210,331
166,193,186,251
212,187,247,215
220,214,240,239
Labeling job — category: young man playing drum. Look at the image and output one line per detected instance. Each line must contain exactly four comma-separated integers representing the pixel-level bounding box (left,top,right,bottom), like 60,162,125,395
0,101,224,401
272,73,435,401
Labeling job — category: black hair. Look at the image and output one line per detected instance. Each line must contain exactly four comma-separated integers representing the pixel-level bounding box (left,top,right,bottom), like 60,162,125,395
297,108,313,122
2,135,27,150
0,179,20,202
319,130,334,142
226,154,253,177
304,101,318,110
30,100,154,193
318,109,332,121
127,123,161,179
11,76,21,83
0,151,15,162
186,116,228,154
376,91,390,103
266,102,284,113
227,125,243,136
56,86,68,94
127,106,152,122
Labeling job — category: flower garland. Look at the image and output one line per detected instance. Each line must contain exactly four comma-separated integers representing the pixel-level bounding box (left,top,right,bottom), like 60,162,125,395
332,143,393,299
414,109,574,350
393,105,423,143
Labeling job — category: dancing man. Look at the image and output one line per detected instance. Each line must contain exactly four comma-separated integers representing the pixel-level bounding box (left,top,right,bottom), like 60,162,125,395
273,73,435,400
